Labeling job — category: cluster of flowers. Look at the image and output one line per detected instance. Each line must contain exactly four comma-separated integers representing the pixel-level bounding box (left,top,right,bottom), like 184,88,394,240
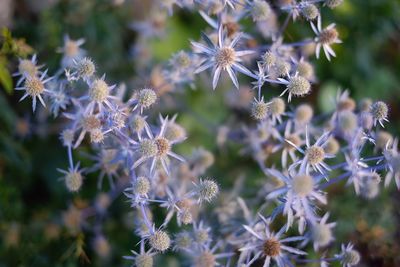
12,0,399,266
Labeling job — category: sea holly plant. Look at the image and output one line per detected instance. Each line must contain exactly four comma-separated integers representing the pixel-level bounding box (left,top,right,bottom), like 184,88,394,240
8,0,399,266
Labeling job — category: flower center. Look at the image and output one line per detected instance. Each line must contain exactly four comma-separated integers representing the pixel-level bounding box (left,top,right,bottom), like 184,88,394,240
155,137,170,156
295,104,313,123
25,77,44,96
139,139,158,157
263,238,281,257
288,76,311,96
65,170,83,192
83,115,101,131
77,58,95,78
337,98,356,111
138,89,157,108
215,47,236,68
306,145,325,165
292,174,314,197
195,251,216,267
319,28,338,45
65,41,79,56
89,79,109,102
312,224,332,246
269,97,285,116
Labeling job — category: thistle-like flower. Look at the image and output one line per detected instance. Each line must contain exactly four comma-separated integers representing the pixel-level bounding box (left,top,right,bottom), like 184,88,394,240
278,73,312,102
193,178,219,203
15,70,53,112
370,101,389,127
287,126,334,175
335,243,361,267
191,25,254,89
251,97,270,121
311,16,342,60
57,162,85,192
66,57,96,82
383,138,400,189
307,213,336,250
13,54,43,85
241,215,306,267
132,115,185,176
131,88,158,114
57,35,86,68
85,75,117,113
266,168,326,227
124,241,156,267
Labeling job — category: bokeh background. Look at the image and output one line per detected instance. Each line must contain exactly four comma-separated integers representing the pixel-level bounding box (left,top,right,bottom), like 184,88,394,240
0,0,400,266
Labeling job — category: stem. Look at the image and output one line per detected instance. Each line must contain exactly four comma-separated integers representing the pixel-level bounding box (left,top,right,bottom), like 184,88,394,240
67,145,74,169
277,12,292,39
140,203,154,235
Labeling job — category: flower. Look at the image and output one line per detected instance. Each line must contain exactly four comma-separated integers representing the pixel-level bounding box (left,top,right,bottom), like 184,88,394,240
189,241,234,267
124,241,156,267
241,215,306,267
15,69,53,112
278,74,311,102
85,75,117,113
131,88,158,114
191,24,254,89
13,54,43,85
65,57,96,82
149,230,171,252
311,16,342,60
194,178,219,203
266,168,327,228
245,0,273,21
301,4,319,21
251,97,270,120
383,138,400,189
308,213,336,250
370,101,389,127
57,163,85,192
293,104,314,128
335,243,361,267
57,35,86,68
287,126,334,175
132,115,185,176
268,97,286,124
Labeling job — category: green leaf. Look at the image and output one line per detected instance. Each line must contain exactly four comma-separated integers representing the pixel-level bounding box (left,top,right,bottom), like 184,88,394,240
0,60,12,94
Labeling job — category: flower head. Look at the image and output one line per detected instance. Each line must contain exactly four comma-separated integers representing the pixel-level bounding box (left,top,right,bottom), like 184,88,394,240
132,115,185,176
370,101,389,127
15,70,53,112
279,74,311,102
335,243,361,267
311,16,342,60
191,24,254,89
241,215,306,267
57,163,85,192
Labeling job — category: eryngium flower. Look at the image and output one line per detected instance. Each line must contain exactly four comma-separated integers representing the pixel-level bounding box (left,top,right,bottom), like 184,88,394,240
311,16,342,60
191,25,254,89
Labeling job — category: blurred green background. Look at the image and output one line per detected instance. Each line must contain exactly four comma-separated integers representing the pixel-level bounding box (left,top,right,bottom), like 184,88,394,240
0,0,400,266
